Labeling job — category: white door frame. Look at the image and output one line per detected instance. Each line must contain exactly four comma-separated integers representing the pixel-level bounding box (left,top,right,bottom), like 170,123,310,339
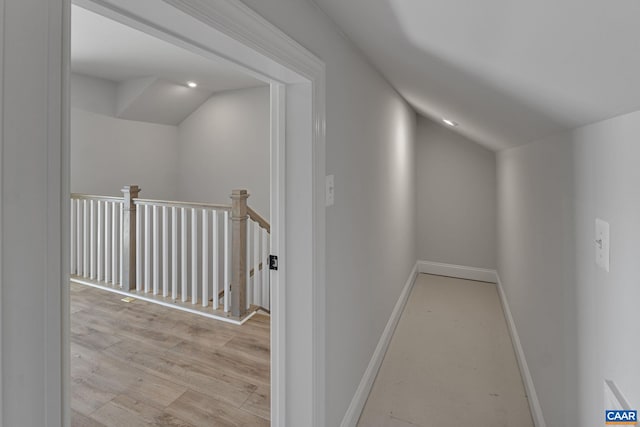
67,1,326,426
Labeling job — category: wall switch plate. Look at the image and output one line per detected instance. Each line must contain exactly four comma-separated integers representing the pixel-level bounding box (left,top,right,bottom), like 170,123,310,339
325,175,335,207
595,218,610,272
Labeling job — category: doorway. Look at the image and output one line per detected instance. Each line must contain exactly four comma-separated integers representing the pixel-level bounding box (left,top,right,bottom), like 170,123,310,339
63,0,327,425
69,3,273,424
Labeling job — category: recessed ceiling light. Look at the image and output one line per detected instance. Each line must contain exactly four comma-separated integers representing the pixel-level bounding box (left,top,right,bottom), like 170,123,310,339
187,81,198,88
442,118,458,127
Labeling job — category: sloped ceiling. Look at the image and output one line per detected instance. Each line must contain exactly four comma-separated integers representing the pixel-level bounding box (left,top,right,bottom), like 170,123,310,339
71,5,266,126
312,0,640,150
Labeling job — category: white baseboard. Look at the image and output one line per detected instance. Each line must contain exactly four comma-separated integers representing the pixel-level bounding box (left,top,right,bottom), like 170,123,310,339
417,260,498,283
496,275,546,427
340,263,419,427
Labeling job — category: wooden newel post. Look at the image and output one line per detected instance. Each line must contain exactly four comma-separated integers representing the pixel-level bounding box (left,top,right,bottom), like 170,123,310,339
121,185,140,291
231,189,249,317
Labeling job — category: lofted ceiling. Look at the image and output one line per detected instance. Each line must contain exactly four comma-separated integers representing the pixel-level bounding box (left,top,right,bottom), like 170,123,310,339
71,5,266,125
312,0,640,150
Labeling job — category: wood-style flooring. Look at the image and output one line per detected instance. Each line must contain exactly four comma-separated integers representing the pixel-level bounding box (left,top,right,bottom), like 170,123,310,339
70,282,270,426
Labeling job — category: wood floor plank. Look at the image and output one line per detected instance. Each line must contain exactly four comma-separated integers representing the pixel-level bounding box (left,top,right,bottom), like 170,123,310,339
70,284,271,426
102,339,258,407
71,410,107,427
90,394,191,427
168,341,270,386
166,389,270,427
240,384,270,421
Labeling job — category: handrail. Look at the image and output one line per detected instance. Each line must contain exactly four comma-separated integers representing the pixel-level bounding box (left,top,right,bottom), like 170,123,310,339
70,186,271,319
71,193,123,202
247,206,270,233
134,198,231,211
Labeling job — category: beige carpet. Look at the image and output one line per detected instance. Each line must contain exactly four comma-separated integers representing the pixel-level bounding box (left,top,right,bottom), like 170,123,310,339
358,274,534,427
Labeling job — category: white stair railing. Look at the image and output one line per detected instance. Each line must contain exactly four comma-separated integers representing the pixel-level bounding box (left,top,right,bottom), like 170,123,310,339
69,185,270,321
133,198,232,311
70,195,123,285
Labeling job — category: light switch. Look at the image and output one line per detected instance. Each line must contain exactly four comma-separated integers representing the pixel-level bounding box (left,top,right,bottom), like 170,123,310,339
325,175,335,207
595,218,610,272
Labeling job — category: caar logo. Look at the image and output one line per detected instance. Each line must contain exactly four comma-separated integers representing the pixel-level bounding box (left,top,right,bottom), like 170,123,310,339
606,410,637,425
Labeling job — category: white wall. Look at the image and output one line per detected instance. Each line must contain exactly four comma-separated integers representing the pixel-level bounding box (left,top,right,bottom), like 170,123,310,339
71,108,179,199
70,72,117,116
71,77,270,209
237,1,417,425
177,86,270,218
497,135,576,426
498,109,640,427
417,117,496,269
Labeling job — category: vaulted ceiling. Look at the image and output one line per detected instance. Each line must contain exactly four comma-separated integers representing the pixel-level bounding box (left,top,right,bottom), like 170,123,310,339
312,0,640,150
71,5,265,125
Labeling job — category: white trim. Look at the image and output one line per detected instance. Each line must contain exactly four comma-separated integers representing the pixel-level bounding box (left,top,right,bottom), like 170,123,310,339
270,82,286,424
496,274,546,427
70,278,257,325
340,263,419,427
417,260,498,283
0,1,5,422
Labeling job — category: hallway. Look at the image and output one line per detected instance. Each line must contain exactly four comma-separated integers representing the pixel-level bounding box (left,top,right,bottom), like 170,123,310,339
358,274,533,427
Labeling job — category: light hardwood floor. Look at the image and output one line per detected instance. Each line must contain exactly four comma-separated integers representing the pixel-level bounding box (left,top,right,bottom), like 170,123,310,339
70,282,270,426
358,274,534,427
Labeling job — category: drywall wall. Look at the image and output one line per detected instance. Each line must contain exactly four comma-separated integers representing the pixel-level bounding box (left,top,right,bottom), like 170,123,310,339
572,111,640,426
71,79,269,210
497,135,576,426
71,108,179,199
417,117,496,269
237,1,417,425
177,86,270,218
70,72,117,116
498,109,640,427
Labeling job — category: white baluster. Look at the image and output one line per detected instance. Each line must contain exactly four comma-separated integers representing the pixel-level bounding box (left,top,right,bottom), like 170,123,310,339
212,210,219,310
136,202,141,291
112,202,118,285
254,222,261,306
163,206,169,297
172,206,177,300
97,201,103,281
202,209,208,307
224,210,230,312
181,207,187,302
144,204,151,293
262,229,269,309
153,205,159,295
83,200,89,277
70,199,76,274
246,219,252,310
90,200,96,279
191,208,197,304
77,199,82,276
105,201,111,283
120,203,124,286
